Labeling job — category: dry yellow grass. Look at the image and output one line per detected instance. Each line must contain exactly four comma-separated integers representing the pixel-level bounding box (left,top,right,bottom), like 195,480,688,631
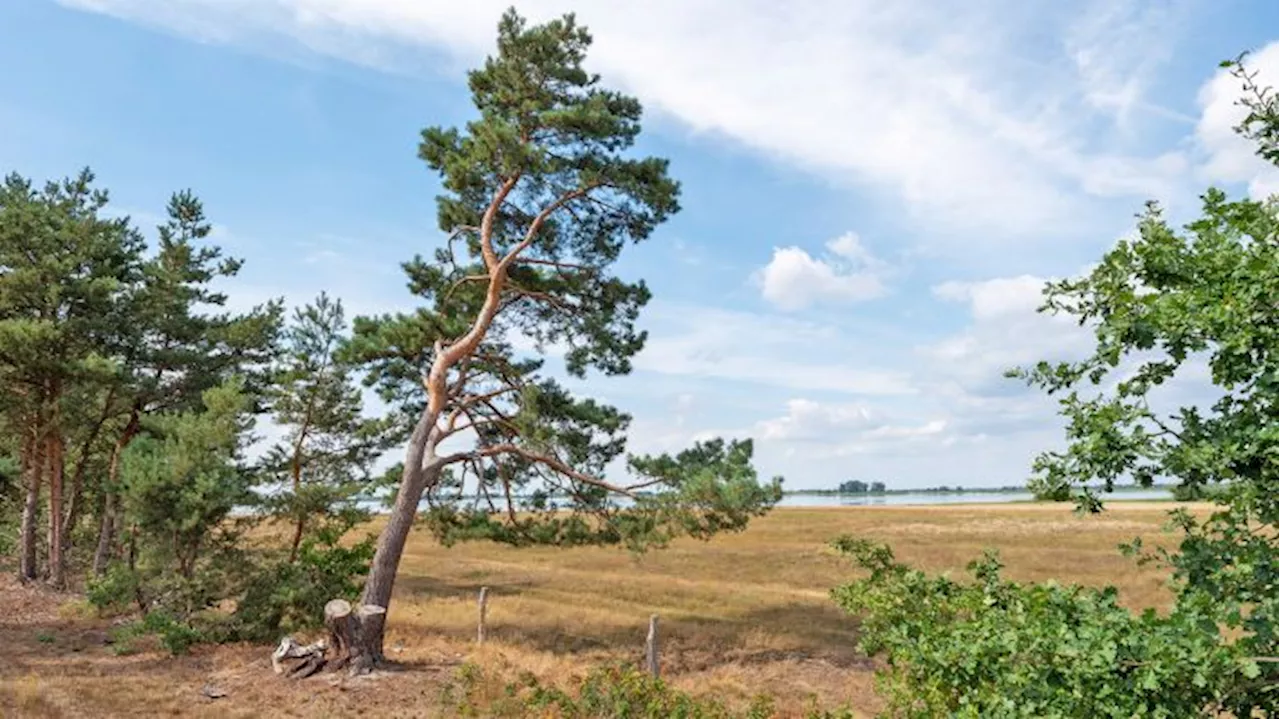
0,502,1200,718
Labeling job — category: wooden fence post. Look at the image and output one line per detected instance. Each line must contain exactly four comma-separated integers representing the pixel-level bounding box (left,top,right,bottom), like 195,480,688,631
477,586,489,645
645,614,659,678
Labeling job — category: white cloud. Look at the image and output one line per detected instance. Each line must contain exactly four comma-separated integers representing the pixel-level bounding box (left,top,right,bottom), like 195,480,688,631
1063,0,1189,126
757,232,887,310
932,274,1047,321
748,397,954,459
756,399,875,441
634,302,914,396
925,275,1091,395
1195,41,1279,199
58,0,1202,239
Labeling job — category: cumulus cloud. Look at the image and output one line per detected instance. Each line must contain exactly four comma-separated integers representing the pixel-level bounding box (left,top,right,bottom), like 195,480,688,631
634,302,915,396
58,0,1202,238
750,397,951,458
1195,41,1279,199
756,399,875,441
925,274,1090,396
757,232,887,310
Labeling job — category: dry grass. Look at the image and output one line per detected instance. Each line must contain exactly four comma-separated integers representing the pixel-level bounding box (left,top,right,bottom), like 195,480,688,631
0,502,1200,718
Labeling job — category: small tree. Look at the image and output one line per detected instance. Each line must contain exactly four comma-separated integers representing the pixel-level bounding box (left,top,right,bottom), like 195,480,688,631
228,294,393,641
105,377,257,626
346,8,780,666
264,293,393,562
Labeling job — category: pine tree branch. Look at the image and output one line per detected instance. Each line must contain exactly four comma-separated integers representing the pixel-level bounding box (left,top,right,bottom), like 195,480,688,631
515,257,596,273
436,442,665,497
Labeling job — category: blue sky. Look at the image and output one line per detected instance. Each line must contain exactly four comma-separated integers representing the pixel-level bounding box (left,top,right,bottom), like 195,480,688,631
2,0,1276,489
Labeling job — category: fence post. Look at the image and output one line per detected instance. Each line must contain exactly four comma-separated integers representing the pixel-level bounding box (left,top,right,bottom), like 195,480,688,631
477,586,489,645
645,614,660,678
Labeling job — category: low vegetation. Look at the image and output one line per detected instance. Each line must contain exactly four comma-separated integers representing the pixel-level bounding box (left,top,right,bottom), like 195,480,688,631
1,503,1192,717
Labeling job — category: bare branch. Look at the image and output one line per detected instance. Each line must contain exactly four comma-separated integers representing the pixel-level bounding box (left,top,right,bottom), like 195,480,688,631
515,257,596,273
507,285,576,313
437,443,658,498
498,184,600,270
440,386,521,435
443,225,481,272
1142,405,1186,442
442,274,491,304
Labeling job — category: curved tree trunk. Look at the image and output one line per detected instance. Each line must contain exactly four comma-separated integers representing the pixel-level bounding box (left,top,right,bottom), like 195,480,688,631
356,412,437,667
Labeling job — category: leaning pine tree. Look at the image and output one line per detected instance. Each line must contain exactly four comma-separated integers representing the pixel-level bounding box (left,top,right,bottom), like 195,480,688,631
342,9,781,668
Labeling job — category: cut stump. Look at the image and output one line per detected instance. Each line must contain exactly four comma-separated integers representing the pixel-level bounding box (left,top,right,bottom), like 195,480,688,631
270,598,388,679
325,598,387,676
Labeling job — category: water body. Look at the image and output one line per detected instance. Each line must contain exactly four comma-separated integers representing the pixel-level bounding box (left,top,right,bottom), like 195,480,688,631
352,488,1173,513
774,488,1173,507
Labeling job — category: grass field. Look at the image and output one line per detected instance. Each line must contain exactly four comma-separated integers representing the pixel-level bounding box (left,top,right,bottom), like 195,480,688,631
0,502,1199,718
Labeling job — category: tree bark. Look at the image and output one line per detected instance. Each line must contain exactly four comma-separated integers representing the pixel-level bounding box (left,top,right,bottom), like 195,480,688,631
324,598,387,675
356,411,437,665
18,426,41,582
93,410,140,576
287,517,306,564
46,428,66,589
60,388,116,556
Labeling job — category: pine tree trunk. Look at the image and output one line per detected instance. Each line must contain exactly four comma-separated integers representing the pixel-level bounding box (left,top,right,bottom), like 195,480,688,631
287,516,306,564
46,429,66,589
18,427,41,582
93,412,140,576
356,412,437,666
92,491,117,577
60,390,116,557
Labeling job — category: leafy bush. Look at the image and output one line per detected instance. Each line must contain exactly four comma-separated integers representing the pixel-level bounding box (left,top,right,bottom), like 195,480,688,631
830,536,1269,718
86,563,141,614
233,527,375,641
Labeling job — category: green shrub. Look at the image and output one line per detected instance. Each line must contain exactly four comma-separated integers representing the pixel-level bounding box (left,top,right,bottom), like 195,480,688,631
86,563,141,613
232,528,375,641
829,536,1264,718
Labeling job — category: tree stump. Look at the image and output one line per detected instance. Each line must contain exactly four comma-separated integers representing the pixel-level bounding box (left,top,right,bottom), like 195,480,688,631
270,599,389,680
324,598,387,675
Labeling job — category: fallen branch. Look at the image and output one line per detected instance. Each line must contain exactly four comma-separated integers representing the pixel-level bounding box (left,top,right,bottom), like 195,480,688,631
271,636,328,679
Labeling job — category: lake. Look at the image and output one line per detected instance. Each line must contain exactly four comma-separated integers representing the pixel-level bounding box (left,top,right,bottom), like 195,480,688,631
773,488,1173,507
351,488,1174,513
